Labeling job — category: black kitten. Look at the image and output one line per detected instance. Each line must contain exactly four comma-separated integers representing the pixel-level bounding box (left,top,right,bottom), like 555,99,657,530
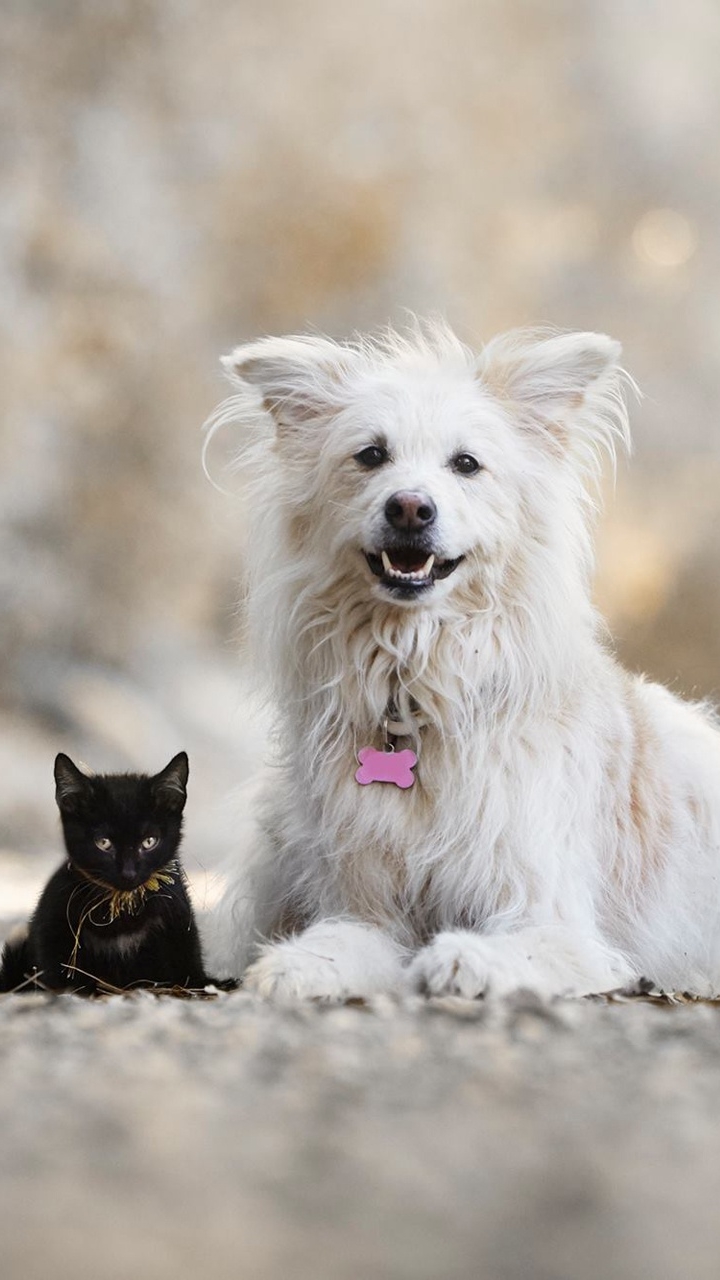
0,752,211,995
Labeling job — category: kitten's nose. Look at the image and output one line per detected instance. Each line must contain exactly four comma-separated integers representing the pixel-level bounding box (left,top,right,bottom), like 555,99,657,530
384,491,437,532
118,858,141,888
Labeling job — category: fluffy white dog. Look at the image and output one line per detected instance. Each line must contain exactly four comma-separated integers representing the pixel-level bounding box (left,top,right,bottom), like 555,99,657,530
205,321,720,1000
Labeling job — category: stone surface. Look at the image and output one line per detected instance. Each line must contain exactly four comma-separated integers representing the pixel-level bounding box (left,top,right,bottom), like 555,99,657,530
0,985,719,1280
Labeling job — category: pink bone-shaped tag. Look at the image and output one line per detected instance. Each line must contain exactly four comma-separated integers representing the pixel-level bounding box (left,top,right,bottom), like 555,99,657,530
355,746,417,789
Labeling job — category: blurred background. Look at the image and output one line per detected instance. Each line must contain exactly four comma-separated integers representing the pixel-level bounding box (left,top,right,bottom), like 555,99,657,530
2,0,720,908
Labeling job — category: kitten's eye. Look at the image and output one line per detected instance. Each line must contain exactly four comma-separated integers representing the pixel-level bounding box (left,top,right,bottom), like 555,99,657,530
140,834,159,851
354,444,388,469
451,453,483,477
94,836,113,853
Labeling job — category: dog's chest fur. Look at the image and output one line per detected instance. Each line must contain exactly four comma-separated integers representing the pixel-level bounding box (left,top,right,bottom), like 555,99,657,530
280,712,582,944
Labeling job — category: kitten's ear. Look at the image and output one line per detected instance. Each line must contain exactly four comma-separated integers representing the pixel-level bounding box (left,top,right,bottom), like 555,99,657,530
152,752,189,812
54,754,89,813
222,335,355,435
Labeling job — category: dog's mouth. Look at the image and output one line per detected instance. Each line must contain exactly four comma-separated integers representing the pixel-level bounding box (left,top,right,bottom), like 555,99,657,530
364,545,464,594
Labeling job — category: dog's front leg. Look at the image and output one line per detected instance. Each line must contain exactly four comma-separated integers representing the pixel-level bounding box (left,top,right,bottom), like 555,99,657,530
242,919,407,1001
408,926,634,1000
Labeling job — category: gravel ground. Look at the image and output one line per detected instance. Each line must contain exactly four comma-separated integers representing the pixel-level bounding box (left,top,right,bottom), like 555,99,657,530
2,981,720,1280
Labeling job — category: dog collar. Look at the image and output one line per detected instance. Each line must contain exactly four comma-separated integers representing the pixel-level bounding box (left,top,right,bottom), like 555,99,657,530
384,713,427,737
355,700,423,789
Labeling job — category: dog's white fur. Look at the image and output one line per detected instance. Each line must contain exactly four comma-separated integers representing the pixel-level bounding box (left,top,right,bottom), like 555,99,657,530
204,320,720,1000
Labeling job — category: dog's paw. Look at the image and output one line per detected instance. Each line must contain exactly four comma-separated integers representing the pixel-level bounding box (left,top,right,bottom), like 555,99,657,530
407,931,497,998
242,921,406,1002
408,928,632,1000
407,931,550,998
243,943,346,1002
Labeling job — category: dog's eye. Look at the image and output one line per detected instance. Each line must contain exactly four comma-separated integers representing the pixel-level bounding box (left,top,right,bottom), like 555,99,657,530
354,445,388,469
451,453,483,477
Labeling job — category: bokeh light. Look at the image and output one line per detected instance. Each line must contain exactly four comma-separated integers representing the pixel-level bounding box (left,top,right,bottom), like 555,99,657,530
632,208,698,269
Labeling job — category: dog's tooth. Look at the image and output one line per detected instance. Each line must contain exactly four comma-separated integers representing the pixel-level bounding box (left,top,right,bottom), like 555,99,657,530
380,554,438,583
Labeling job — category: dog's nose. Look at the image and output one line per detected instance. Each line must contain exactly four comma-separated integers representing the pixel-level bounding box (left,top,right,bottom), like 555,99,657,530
384,491,437,533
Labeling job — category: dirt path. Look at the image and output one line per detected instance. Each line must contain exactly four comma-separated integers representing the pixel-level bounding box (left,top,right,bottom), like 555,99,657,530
1,986,719,1280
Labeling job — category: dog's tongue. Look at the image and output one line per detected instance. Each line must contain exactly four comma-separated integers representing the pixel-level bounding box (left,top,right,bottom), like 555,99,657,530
387,548,433,573
392,550,425,570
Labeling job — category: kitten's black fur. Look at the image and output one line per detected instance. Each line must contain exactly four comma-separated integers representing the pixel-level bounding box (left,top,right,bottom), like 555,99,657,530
0,752,212,995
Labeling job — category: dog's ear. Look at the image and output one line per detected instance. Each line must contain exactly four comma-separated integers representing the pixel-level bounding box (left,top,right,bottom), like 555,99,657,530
478,331,621,414
477,329,629,459
221,336,354,434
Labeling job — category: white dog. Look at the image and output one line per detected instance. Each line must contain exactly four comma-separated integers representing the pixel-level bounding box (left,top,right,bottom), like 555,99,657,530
204,320,720,1000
